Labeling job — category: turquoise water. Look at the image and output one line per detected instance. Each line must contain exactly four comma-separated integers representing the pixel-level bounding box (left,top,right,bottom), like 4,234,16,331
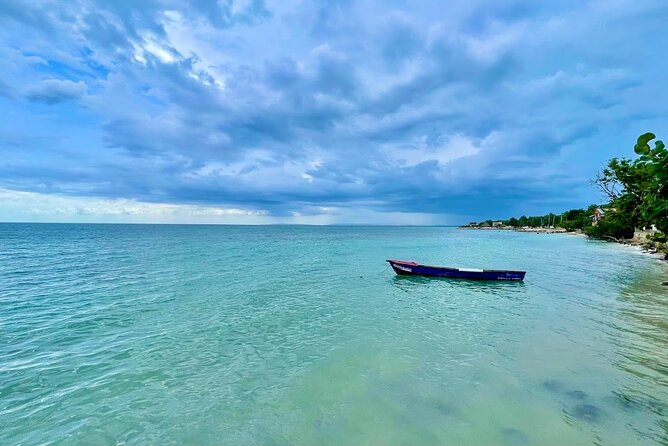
1,224,667,446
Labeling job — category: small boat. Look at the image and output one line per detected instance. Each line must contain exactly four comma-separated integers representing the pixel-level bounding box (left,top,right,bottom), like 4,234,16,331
387,259,526,281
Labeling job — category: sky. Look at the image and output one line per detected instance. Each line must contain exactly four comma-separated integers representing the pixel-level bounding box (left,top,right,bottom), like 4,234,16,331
0,0,666,224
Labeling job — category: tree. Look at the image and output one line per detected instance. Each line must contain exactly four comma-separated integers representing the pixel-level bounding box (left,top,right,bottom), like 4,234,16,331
559,208,590,231
633,133,668,233
585,212,635,240
601,158,651,226
589,132,667,239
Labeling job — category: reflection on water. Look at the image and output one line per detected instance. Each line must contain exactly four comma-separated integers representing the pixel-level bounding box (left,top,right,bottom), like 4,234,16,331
391,274,526,295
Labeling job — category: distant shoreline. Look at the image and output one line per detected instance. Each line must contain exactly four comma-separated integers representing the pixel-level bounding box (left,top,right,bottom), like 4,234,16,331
458,225,576,235
459,225,667,262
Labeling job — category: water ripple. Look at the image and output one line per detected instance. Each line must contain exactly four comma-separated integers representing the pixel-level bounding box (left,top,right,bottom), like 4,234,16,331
0,224,666,445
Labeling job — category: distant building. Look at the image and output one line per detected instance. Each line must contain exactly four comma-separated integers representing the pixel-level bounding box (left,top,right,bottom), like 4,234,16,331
591,208,605,225
468,221,477,227
492,221,504,227
642,224,658,234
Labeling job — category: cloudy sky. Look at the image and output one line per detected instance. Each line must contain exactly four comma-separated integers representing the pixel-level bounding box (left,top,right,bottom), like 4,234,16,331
0,0,666,224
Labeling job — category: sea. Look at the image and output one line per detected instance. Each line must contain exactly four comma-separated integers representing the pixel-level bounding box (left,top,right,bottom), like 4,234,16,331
1,224,667,446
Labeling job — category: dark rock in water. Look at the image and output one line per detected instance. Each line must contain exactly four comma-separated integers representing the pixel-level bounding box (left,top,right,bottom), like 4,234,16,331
432,401,454,416
501,428,529,446
662,281,668,286
542,380,562,392
570,403,604,422
544,380,587,400
566,390,588,400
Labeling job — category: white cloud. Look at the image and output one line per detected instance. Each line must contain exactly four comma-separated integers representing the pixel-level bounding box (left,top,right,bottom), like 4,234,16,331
184,152,328,191
0,188,267,224
0,188,455,225
161,11,227,89
465,21,527,62
387,134,483,168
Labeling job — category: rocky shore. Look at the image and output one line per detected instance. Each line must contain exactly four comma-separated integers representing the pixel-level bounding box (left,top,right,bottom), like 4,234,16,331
459,225,571,235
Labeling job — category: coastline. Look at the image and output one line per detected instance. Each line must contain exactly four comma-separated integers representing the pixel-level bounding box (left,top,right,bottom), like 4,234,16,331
459,225,574,235
459,225,667,263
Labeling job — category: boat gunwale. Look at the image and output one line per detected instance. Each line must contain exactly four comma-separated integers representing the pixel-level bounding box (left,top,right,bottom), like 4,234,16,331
386,259,526,274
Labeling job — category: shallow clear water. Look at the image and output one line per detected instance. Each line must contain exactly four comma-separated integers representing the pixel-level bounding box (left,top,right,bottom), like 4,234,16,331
1,224,667,446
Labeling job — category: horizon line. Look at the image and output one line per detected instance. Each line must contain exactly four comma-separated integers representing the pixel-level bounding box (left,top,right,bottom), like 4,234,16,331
0,221,466,227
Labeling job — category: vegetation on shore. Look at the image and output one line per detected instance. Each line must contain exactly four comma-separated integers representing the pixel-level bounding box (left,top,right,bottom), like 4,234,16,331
468,207,597,232
468,133,667,255
588,132,667,241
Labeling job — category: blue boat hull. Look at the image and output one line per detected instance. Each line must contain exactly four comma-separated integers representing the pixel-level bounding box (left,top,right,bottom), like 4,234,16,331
387,260,525,281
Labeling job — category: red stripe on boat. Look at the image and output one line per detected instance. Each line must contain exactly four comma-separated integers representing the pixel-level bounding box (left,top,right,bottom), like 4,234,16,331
387,259,418,266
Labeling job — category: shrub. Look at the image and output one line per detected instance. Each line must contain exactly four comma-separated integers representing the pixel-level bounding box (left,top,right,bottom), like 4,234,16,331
584,220,634,240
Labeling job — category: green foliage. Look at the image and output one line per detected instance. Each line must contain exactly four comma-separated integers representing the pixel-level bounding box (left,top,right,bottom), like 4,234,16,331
591,132,668,238
595,157,649,229
561,220,581,231
650,232,667,243
584,217,634,240
491,206,607,232
500,211,588,229
560,208,590,231
633,133,668,234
